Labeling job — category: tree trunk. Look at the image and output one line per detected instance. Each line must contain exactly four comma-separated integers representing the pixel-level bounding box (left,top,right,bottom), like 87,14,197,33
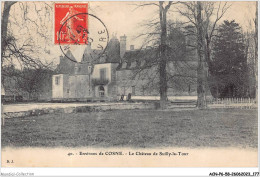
1,1,16,62
159,2,168,109
196,2,207,109
204,35,214,99
1,2,16,98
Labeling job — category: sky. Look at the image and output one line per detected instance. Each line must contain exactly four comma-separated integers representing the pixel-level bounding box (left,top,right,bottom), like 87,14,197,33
90,1,257,49
6,1,258,65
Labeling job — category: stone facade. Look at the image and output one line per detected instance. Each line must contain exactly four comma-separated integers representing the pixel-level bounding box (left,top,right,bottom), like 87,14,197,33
52,34,198,101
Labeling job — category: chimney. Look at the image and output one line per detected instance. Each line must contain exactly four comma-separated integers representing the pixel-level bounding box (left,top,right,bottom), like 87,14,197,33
130,45,134,51
74,63,79,74
59,55,64,65
120,35,127,58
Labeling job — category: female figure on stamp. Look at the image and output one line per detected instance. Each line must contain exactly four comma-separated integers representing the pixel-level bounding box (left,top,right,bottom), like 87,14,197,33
60,6,84,42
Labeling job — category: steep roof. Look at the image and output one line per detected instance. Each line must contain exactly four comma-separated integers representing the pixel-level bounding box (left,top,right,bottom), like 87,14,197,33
117,48,158,70
56,55,75,74
64,50,77,62
80,37,121,64
105,37,121,63
81,47,103,64
57,38,160,73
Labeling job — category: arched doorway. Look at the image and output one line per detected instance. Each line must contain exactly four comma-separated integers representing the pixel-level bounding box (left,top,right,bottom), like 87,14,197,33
98,86,105,97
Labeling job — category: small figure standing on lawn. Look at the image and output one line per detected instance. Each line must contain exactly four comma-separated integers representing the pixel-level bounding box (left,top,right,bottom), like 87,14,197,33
127,93,132,101
120,94,124,101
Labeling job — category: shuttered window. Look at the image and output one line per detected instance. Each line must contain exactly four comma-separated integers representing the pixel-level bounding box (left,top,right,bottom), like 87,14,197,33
100,68,106,80
55,76,60,85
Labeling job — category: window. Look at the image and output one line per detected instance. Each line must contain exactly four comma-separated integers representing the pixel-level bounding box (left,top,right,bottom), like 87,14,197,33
55,76,60,85
88,66,92,74
122,71,127,80
100,68,106,80
99,86,105,97
132,86,135,95
67,89,70,94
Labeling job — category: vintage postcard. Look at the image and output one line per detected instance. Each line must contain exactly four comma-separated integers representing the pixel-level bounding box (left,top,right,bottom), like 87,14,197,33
1,0,258,174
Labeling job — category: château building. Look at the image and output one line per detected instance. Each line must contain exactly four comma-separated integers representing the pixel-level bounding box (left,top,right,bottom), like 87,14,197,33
52,34,198,101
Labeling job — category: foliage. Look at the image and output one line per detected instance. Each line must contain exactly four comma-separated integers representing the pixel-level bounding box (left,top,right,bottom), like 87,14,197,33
166,26,197,92
178,2,231,108
2,66,54,100
1,2,54,69
210,20,248,98
1,2,55,100
132,24,196,97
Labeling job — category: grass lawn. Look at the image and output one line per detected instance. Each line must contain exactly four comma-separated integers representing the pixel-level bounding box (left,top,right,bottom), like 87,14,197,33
1,108,257,148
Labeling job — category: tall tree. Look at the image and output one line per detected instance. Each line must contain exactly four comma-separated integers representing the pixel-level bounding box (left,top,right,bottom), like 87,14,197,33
132,2,198,109
211,20,248,98
1,1,17,64
1,2,54,95
241,2,258,98
158,1,172,109
254,2,258,101
196,1,207,108
1,1,53,69
132,2,179,109
178,2,230,108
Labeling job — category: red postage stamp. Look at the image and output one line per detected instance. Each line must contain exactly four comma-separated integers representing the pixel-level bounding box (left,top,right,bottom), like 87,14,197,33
54,3,88,45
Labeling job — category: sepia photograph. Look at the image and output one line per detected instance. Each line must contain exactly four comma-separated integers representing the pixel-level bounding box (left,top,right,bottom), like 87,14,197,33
0,0,258,173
